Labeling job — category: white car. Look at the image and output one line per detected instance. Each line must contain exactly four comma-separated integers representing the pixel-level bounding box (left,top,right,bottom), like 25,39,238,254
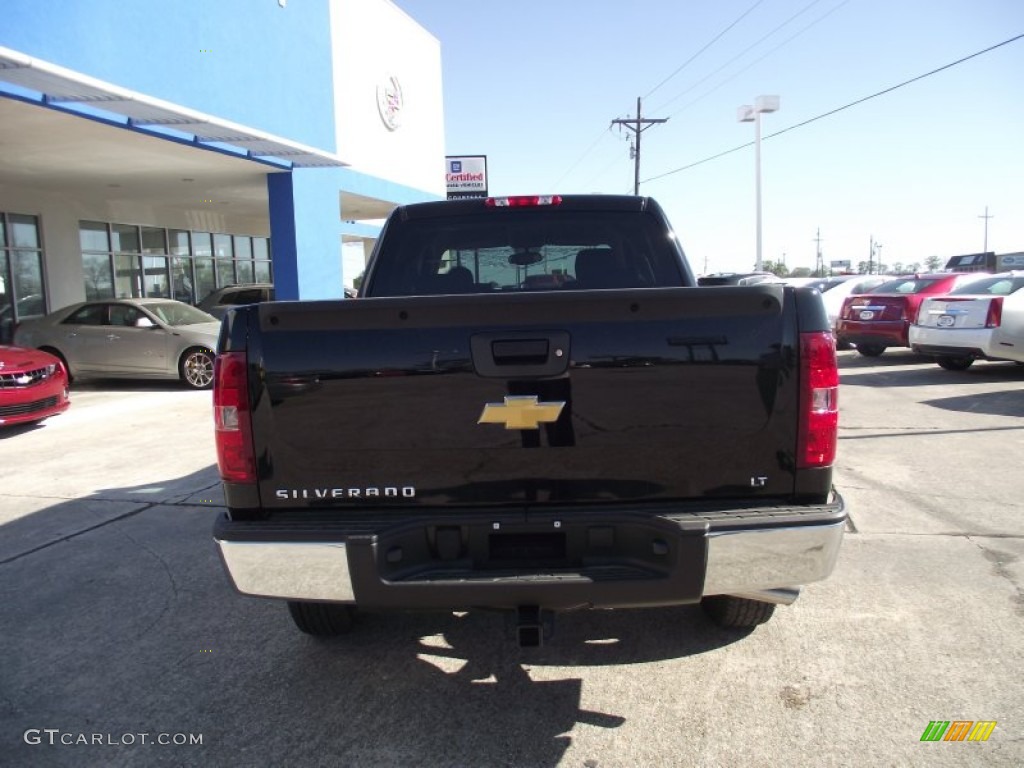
815,275,888,339
909,272,1024,370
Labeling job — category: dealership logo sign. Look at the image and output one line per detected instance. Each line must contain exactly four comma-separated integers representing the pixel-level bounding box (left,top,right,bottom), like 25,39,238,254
376,76,403,131
446,155,488,199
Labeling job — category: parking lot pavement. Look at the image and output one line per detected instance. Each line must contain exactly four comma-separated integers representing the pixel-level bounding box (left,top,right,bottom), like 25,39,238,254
0,382,221,562
1,357,1023,767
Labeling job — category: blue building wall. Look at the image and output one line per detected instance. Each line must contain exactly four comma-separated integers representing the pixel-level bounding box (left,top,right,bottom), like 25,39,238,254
0,0,337,151
269,170,346,301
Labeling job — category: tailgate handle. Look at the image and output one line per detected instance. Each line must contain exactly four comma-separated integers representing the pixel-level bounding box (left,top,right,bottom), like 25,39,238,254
471,331,570,378
492,339,549,365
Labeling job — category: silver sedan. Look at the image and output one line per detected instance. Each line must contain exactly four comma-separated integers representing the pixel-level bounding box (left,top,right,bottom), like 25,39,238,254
14,298,221,389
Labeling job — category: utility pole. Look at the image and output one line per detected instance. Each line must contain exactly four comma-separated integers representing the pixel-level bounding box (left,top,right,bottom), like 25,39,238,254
813,228,823,276
611,97,668,195
979,206,994,252
868,235,875,275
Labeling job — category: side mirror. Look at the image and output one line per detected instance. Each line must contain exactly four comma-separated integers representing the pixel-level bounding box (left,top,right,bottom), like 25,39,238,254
134,316,156,328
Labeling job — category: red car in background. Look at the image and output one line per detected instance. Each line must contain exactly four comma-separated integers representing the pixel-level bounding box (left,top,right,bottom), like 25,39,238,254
836,273,981,357
0,345,70,427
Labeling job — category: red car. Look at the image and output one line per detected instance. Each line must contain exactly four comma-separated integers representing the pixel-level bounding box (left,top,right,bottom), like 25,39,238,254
0,345,70,427
836,273,981,357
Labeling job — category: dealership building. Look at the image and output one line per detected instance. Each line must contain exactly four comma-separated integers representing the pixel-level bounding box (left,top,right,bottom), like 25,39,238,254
0,0,445,343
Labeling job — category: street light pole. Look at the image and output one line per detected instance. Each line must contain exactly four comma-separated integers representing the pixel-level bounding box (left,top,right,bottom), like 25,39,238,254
738,95,779,272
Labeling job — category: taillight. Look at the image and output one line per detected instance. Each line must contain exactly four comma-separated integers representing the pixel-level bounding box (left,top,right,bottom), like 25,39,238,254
485,195,562,208
798,331,839,469
213,351,256,484
985,298,1003,328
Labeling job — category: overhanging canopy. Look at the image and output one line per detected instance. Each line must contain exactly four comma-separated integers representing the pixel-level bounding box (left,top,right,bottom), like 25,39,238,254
0,45,348,170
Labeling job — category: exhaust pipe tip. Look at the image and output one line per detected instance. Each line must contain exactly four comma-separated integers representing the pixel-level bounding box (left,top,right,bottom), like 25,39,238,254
728,587,802,606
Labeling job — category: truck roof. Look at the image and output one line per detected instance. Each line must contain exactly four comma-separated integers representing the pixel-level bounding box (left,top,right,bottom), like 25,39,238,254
395,194,658,220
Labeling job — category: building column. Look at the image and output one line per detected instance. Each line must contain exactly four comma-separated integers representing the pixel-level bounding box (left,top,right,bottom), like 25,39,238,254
267,168,343,300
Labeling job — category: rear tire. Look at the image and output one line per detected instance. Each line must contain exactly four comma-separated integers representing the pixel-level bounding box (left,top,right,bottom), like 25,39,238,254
855,344,886,357
701,595,776,629
287,601,357,636
180,347,214,389
936,356,974,371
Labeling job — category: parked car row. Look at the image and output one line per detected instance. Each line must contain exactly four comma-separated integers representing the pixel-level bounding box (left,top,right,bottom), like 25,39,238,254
835,273,978,357
13,298,221,390
1,281,368,429
5,274,1018,432
836,271,1024,369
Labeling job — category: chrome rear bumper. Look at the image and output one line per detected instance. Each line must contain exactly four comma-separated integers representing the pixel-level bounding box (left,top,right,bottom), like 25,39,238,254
216,504,845,607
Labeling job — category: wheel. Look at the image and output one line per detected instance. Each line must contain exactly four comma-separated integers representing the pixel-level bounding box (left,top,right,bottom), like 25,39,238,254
40,347,73,383
287,601,357,636
936,356,973,371
855,344,886,357
701,595,776,629
179,347,214,389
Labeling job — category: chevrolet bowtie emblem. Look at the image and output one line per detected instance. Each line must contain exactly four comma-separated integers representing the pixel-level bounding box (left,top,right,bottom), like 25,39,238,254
478,396,566,430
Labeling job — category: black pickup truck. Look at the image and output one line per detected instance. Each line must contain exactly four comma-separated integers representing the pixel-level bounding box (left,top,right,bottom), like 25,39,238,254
212,195,845,645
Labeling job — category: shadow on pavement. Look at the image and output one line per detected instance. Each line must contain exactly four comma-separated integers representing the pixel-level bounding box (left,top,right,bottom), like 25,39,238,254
2,468,753,768
921,390,1024,419
839,354,1024,389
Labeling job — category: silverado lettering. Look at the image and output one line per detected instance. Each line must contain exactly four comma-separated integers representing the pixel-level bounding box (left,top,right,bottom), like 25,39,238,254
274,487,416,500
212,194,846,645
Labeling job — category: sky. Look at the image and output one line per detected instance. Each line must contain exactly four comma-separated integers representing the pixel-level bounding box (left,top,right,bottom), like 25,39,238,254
392,0,1024,275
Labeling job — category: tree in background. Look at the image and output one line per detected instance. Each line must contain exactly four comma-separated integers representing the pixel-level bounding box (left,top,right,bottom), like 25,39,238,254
759,260,789,276
925,256,942,271
858,261,888,275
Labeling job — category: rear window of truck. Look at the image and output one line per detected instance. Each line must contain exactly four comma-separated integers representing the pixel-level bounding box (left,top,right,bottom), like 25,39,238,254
364,209,688,297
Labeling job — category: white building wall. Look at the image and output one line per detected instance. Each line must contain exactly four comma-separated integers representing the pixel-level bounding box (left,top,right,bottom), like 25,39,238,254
330,0,446,196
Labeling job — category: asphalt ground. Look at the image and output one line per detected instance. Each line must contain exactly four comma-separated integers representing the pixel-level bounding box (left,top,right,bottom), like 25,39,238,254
1,350,1022,767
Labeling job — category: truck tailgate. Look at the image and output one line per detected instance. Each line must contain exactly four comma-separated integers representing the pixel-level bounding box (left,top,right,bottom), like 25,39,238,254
245,286,801,508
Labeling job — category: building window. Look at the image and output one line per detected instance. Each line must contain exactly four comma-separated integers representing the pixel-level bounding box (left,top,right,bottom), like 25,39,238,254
114,253,142,298
78,221,271,307
1,212,47,344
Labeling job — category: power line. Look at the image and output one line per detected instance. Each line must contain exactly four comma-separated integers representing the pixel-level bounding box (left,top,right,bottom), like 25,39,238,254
651,0,828,115
549,126,615,190
644,0,767,101
642,32,1024,184
556,0,766,189
662,0,851,119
